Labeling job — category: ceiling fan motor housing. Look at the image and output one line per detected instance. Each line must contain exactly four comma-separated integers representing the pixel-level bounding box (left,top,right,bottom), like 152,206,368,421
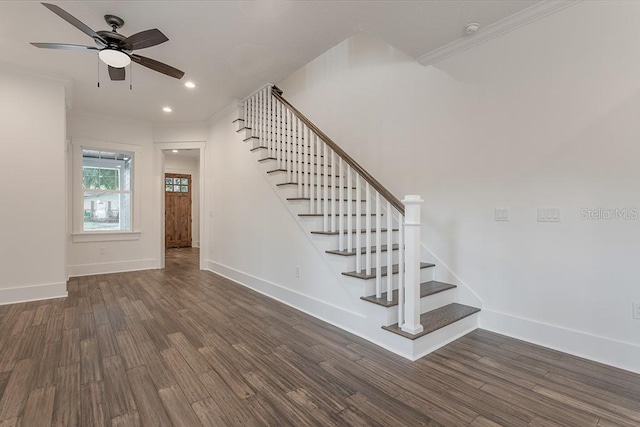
96,30,132,52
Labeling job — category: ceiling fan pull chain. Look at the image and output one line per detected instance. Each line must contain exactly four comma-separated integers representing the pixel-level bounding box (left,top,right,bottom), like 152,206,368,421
97,55,100,88
130,63,133,91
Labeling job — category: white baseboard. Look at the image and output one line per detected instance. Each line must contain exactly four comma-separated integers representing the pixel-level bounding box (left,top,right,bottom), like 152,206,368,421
67,258,158,277
205,259,414,359
193,241,200,248
481,309,640,374
0,282,67,306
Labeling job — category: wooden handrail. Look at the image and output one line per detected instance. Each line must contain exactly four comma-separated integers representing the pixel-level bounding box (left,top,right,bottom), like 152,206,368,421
271,87,405,216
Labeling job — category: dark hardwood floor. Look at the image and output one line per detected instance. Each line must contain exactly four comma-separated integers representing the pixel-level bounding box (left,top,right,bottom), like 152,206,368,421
0,248,638,426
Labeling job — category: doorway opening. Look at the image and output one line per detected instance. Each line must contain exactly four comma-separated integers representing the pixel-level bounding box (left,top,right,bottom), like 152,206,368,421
163,148,201,260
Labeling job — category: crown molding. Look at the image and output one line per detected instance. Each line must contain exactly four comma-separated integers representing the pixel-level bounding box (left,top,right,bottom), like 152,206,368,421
417,0,581,66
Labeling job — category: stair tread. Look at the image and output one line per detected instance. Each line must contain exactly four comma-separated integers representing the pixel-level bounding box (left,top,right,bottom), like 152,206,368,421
312,228,399,236
327,244,399,256
342,262,434,280
361,281,456,307
382,303,480,340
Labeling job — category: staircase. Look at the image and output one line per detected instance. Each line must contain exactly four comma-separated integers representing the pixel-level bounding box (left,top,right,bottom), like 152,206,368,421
233,85,481,360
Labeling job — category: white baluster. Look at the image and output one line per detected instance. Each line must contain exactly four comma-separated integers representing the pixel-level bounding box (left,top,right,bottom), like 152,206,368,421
331,151,336,233
347,165,353,253
275,100,281,168
267,89,272,157
386,201,393,302
355,175,362,272
257,90,262,144
262,88,267,147
323,142,329,232
401,195,423,335
252,95,257,138
291,111,296,180
286,109,291,182
243,100,248,132
398,214,405,325
305,125,310,199
338,158,344,251
365,183,371,276
375,192,382,298
298,119,303,198
310,131,315,212
247,98,253,135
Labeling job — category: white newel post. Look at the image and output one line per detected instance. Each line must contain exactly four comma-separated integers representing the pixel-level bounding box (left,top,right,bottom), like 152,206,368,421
401,195,424,335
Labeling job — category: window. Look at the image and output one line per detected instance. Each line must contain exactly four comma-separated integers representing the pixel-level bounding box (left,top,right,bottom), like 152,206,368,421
82,149,133,232
165,177,189,193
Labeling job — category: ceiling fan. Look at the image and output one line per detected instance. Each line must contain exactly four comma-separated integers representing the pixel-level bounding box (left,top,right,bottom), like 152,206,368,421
31,2,184,81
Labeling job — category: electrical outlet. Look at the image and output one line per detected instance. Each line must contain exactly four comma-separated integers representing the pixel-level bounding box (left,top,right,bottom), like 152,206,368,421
633,301,640,320
495,207,510,222
296,266,301,278
538,207,561,222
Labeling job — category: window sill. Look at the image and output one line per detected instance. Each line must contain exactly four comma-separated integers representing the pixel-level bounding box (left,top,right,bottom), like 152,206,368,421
71,231,141,243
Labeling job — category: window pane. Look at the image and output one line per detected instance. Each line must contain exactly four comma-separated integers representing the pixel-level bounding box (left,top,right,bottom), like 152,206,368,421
173,178,181,184
181,178,188,185
181,186,188,192
174,185,180,192
165,178,172,185
83,192,131,231
165,185,173,192
83,149,131,191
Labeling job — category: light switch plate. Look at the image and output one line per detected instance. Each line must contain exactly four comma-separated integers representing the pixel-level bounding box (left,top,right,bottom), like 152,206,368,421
538,207,561,222
495,208,510,222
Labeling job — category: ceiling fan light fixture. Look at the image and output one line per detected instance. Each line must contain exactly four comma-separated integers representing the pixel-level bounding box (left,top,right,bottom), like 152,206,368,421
99,49,131,68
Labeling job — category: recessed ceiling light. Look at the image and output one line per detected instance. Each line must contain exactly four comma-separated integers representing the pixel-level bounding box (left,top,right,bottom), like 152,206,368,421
172,150,178,153
163,106,172,113
184,81,196,89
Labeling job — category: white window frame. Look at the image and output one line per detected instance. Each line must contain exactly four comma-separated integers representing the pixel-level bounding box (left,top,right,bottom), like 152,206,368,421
71,139,142,242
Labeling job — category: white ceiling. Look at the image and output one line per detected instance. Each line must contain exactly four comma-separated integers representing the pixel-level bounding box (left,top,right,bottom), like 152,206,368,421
0,1,538,123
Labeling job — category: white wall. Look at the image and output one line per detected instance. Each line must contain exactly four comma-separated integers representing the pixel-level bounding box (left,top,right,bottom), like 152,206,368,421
275,2,640,372
67,112,159,276
0,70,67,303
164,152,200,247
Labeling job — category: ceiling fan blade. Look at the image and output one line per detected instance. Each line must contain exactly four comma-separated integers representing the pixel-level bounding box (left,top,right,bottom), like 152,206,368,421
41,3,106,44
123,29,169,50
108,66,126,81
131,54,184,79
31,42,98,51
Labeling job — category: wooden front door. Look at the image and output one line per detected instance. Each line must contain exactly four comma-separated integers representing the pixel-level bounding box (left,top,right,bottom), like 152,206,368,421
165,173,192,248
